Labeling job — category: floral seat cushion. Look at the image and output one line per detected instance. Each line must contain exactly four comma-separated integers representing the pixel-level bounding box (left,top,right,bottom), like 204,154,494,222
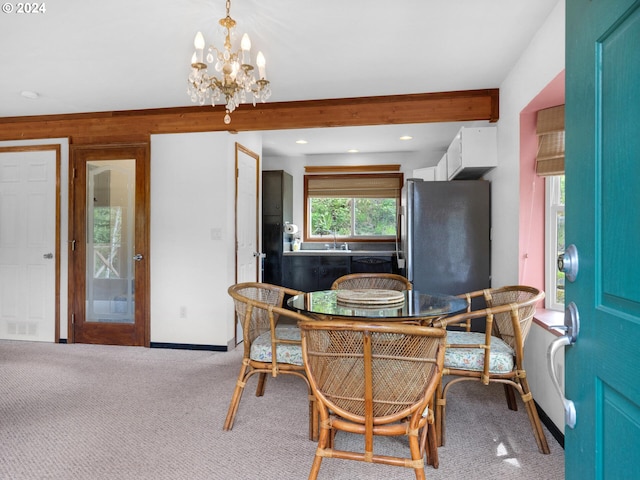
444,331,514,374
250,326,304,366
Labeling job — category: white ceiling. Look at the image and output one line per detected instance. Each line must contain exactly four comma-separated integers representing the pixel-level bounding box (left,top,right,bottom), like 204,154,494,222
1,0,559,159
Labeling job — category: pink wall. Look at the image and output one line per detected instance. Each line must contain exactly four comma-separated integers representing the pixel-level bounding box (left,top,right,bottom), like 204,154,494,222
518,70,565,289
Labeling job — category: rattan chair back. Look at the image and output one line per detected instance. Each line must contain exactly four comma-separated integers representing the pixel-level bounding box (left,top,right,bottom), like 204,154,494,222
225,282,317,440
300,319,446,479
229,283,284,354
432,285,549,454
483,285,540,351
330,272,412,291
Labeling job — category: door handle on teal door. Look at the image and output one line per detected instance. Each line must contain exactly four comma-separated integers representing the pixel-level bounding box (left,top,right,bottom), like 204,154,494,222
547,301,580,429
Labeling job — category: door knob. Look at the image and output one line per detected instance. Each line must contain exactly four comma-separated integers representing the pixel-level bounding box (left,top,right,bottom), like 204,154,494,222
547,301,580,428
133,254,144,261
43,253,53,259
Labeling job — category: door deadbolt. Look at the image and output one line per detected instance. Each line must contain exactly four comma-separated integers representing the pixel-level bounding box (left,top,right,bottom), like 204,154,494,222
558,244,579,282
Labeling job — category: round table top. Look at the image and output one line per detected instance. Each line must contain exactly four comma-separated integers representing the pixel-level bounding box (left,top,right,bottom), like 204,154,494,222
287,289,467,322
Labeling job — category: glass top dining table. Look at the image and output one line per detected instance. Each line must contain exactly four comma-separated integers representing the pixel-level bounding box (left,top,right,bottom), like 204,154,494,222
287,289,468,323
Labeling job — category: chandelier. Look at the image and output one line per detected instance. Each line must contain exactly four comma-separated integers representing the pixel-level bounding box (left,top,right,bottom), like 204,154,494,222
187,0,271,124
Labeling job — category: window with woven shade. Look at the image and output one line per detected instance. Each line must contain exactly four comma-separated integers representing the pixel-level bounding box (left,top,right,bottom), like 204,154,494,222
304,173,403,241
306,174,402,199
536,105,565,176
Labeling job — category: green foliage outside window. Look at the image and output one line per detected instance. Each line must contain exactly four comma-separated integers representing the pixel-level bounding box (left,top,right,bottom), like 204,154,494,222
310,198,397,238
93,207,120,243
93,207,122,279
555,176,565,304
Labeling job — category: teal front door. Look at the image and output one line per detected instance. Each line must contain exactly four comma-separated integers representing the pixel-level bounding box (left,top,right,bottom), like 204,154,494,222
566,0,640,477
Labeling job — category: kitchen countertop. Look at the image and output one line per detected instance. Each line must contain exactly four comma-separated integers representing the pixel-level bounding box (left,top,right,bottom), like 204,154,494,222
283,250,398,256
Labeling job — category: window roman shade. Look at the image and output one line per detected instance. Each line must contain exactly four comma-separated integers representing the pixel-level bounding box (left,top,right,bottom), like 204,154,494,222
305,173,403,198
536,105,565,176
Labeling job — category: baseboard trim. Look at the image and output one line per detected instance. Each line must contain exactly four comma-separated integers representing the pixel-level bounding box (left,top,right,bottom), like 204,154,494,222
57,339,227,351
536,401,564,448
150,342,227,352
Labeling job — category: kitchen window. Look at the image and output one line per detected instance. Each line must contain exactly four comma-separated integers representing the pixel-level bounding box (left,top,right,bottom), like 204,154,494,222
545,175,565,310
304,173,403,242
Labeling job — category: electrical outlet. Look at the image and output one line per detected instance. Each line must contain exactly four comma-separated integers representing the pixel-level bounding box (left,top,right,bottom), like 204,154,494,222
179,306,187,319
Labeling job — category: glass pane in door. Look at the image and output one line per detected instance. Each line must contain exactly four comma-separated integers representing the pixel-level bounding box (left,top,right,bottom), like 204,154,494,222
86,159,135,324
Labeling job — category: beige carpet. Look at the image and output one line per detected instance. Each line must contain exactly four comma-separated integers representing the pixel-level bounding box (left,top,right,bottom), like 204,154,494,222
0,340,564,480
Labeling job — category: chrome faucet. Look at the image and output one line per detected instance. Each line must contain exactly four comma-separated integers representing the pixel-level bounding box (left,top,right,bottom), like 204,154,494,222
331,212,338,250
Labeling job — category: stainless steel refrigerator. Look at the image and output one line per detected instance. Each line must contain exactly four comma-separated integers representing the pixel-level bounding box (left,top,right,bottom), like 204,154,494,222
402,179,491,295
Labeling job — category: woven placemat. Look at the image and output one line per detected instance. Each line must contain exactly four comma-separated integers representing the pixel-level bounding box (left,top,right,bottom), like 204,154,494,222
336,289,405,307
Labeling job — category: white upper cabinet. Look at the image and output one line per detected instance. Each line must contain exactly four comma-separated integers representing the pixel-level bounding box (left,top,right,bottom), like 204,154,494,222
436,152,448,180
412,152,449,182
412,166,437,181
446,126,497,180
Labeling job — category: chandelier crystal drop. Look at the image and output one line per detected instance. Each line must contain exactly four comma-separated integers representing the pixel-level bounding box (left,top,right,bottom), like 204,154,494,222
187,0,271,124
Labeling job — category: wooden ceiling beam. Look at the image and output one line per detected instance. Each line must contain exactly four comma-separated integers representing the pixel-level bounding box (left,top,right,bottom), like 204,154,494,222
0,89,498,143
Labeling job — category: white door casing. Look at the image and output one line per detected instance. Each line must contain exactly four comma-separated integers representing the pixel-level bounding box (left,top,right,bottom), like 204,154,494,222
235,144,260,344
0,148,57,342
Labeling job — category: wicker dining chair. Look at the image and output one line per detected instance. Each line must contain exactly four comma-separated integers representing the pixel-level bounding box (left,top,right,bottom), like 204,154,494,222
225,282,317,440
331,272,412,291
432,285,550,454
299,319,447,479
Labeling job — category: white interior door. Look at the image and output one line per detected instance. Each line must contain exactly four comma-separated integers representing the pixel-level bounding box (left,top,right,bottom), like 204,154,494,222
235,143,260,284
0,149,56,342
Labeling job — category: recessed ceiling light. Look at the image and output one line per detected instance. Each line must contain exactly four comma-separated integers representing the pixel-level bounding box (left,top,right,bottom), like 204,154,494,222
295,139,308,144
21,90,39,100
400,135,413,141
347,149,359,153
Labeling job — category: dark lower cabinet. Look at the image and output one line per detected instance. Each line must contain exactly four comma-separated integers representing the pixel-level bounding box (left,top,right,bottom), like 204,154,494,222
350,256,394,273
318,257,351,290
282,254,397,291
282,256,319,292
282,255,350,291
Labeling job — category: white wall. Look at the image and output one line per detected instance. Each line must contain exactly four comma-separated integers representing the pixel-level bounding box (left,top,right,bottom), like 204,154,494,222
489,0,565,287
150,131,262,348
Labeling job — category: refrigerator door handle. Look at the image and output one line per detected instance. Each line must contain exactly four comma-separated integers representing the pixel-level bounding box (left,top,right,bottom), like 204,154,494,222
405,180,415,283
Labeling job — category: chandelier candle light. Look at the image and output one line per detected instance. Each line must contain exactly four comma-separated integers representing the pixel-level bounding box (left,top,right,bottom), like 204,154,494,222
188,0,271,124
